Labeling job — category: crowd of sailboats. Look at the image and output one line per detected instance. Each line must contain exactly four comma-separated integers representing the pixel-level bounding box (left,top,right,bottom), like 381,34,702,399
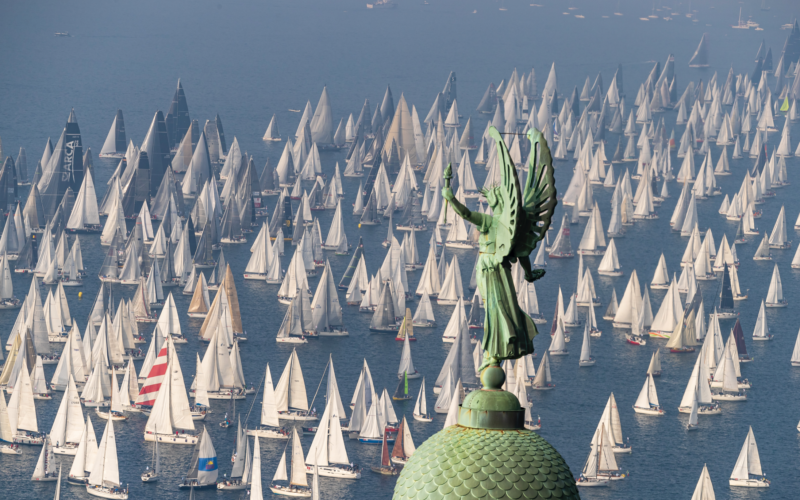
4,21,800,496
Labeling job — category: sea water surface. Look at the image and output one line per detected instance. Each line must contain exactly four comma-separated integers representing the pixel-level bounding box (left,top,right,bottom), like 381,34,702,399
1,0,800,498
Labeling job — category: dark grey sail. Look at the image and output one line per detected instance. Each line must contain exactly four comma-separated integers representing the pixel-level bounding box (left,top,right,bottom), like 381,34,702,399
359,188,380,226
39,110,84,221
442,71,457,113
192,223,216,268
219,196,244,242
380,85,395,128
142,111,172,196
0,158,18,213
369,281,397,332
259,159,275,193
688,34,710,68
338,236,364,290
166,79,191,149
215,115,227,156
719,264,735,312
357,99,372,138
151,166,184,219
122,151,151,217
15,237,36,272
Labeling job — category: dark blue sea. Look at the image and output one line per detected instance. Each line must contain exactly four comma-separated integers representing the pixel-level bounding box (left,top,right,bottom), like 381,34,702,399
1,0,800,498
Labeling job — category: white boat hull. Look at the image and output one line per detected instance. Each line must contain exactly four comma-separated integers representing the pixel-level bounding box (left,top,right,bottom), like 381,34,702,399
729,478,769,488
633,406,665,415
413,414,433,422
54,444,80,455
278,411,318,421
270,485,311,497
576,478,609,487
711,393,747,401
246,428,291,439
86,485,129,499
143,432,198,445
277,337,308,344
304,465,361,479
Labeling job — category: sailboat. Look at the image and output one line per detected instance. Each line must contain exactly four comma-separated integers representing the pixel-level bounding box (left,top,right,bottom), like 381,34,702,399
397,329,419,379
690,464,715,499
717,264,738,318
50,374,85,455
143,337,199,445
711,348,747,401
686,395,699,431
792,325,800,366
304,395,360,479
178,426,219,489
4,354,45,444
531,352,555,390
393,372,412,401
575,425,609,487
270,429,311,497
632,374,664,415
688,33,710,67
66,416,97,485
764,265,787,307
578,321,595,366
390,416,415,465
86,418,128,499
31,436,59,481
95,366,128,421
246,364,291,439
275,349,316,421
371,431,399,476
646,349,662,377
413,377,432,422
218,419,252,490
729,427,769,487
751,300,773,340
141,436,160,482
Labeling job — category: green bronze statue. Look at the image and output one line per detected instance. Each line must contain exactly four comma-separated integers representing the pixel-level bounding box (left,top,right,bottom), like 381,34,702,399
442,126,556,372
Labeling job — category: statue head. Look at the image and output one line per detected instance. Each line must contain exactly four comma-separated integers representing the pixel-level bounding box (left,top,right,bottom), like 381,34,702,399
482,187,503,214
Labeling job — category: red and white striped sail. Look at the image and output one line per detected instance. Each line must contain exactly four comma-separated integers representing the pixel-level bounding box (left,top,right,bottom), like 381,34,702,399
135,338,169,406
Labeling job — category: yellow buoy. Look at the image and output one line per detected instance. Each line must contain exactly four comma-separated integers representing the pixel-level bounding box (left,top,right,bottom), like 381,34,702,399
78,292,83,299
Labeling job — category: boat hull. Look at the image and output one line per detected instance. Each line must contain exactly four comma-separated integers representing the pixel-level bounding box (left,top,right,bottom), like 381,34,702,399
86,485,129,499
143,432,198,445
729,479,769,488
633,406,665,415
54,444,79,455
576,478,609,487
246,428,291,439
711,393,747,401
305,465,361,479
413,414,433,422
269,486,312,497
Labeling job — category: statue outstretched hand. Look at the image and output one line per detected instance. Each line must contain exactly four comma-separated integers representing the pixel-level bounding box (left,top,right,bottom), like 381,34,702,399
441,187,455,202
525,269,546,282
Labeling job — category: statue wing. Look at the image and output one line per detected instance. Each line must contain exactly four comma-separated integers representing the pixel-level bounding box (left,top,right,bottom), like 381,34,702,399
514,128,557,258
487,126,524,263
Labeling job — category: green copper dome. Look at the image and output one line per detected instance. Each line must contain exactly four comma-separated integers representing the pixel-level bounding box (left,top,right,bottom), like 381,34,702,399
394,366,579,500
393,424,580,500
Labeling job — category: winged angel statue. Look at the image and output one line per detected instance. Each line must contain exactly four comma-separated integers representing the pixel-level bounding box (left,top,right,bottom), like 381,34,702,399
442,127,556,371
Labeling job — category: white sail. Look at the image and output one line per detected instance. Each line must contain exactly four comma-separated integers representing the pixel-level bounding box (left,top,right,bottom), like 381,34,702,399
89,418,120,488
